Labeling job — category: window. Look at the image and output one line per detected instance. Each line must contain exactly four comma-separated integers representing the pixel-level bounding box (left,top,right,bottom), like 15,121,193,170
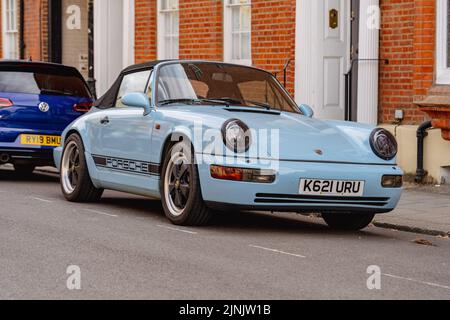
224,0,252,66
0,71,91,98
157,0,179,59
2,0,19,59
116,70,151,107
437,0,450,84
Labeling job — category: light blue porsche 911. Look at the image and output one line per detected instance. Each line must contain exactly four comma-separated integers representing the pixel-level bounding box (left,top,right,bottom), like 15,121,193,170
54,60,403,230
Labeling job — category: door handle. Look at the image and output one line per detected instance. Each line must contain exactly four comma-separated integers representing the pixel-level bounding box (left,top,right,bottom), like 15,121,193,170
100,116,109,125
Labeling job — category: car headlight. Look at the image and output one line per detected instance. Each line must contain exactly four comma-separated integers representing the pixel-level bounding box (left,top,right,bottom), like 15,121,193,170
370,128,398,160
222,119,251,153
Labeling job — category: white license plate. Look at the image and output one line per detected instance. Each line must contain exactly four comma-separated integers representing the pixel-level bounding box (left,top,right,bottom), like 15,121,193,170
299,179,365,197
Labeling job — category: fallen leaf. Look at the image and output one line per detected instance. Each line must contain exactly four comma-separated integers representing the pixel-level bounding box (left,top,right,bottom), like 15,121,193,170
413,238,436,246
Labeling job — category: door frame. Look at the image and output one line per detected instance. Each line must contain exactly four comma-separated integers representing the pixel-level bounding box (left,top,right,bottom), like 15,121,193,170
48,0,62,63
295,0,379,124
94,0,135,97
295,0,352,120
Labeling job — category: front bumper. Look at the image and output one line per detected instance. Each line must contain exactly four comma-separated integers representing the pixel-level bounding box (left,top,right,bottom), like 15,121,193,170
197,157,403,214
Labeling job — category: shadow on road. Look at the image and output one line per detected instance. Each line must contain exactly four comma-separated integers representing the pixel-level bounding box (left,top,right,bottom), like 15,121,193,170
0,167,59,183
98,194,381,237
0,167,384,237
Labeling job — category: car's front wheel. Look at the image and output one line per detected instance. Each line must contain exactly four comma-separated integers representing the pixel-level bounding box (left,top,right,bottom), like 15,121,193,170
322,212,375,231
161,141,212,226
60,134,103,202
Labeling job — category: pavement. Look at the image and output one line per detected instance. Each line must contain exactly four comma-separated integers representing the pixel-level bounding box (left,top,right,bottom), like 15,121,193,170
0,165,450,299
374,185,450,237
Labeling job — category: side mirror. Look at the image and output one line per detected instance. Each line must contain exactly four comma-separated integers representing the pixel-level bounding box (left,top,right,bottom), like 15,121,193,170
122,92,153,115
299,104,314,118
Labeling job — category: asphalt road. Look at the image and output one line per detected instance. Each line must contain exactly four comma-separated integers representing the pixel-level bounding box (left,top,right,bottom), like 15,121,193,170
0,166,449,300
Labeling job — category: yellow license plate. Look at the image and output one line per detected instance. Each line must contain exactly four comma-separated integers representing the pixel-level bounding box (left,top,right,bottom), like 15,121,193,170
20,134,61,147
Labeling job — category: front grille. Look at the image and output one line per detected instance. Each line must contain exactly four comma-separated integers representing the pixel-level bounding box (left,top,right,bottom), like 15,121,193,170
255,193,390,207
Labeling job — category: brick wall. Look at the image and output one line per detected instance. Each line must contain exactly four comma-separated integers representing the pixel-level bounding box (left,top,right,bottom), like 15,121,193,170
21,0,48,61
41,0,49,61
2,0,441,117
134,0,296,96
379,0,437,125
135,0,157,63
252,0,296,94
179,0,223,61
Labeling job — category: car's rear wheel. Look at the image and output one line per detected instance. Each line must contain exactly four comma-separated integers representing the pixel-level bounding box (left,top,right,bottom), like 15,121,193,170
13,164,36,176
61,134,103,202
322,212,375,231
161,141,212,226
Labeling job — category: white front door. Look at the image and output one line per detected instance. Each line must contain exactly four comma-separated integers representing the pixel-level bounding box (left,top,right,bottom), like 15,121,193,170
296,0,351,120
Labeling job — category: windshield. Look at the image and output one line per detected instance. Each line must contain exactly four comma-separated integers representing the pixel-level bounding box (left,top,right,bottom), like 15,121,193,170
0,71,92,98
156,62,299,113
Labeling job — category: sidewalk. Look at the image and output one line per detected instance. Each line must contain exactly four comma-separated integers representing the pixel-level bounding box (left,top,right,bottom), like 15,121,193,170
374,185,450,237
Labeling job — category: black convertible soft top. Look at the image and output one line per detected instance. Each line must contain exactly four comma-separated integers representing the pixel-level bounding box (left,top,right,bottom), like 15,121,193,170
94,60,170,109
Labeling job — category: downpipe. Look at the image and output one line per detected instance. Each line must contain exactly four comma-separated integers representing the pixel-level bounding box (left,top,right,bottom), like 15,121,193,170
415,121,433,183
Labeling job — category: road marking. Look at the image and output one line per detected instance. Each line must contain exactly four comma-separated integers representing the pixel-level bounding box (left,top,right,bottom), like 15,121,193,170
32,197,53,203
383,273,450,291
249,245,306,258
83,209,118,218
156,224,198,235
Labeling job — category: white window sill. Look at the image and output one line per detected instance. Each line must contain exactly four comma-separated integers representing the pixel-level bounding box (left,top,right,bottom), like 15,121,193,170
436,69,450,85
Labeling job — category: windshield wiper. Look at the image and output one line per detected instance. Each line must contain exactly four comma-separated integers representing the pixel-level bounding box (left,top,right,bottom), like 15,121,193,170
208,97,274,110
159,98,231,107
198,98,231,107
159,98,199,106
158,98,273,110
244,100,273,110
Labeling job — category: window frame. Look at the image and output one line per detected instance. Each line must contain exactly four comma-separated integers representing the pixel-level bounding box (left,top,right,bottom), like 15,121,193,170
1,0,19,59
223,0,252,66
157,0,179,60
114,69,152,108
436,0,450,84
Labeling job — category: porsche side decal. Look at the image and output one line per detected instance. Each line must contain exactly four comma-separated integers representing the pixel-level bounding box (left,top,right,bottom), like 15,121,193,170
92,155,160,176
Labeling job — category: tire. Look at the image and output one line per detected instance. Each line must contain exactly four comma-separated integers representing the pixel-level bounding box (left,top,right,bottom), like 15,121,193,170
160,141,212,226
13,164,36,176
60,134,103,202
322,212,375,231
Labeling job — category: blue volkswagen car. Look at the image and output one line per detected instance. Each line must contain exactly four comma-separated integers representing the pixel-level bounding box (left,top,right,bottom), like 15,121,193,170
0,61,94,174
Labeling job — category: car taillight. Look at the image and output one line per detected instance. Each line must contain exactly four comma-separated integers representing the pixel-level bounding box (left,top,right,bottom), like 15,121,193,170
0,98,13,108
73,102,93,113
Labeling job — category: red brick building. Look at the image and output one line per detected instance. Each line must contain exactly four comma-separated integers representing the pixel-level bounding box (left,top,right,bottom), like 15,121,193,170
1,0,450,182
